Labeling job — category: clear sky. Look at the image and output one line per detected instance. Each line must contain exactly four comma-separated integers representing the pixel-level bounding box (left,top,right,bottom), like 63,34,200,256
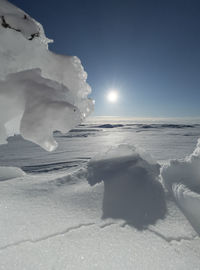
10,0,200,117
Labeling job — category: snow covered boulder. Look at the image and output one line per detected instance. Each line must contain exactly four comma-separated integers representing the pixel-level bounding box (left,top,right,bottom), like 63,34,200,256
87,145,166,229
0,0,94,151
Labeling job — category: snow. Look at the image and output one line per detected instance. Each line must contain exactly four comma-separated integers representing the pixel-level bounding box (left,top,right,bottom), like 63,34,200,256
0,166,198,270
0,0,200,268
161,138,200,234
0,117,200,269
0,0,93,151
87,144,165,228
0,166,25,181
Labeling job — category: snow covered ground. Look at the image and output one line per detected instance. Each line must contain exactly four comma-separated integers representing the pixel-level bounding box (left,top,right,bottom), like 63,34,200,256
0,117,200,270
1,1,200,268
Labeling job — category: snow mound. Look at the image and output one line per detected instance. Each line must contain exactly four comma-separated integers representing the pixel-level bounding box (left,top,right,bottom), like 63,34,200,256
0,166,25,181
0,0,93,151
161,139,200,234
87,144,166,229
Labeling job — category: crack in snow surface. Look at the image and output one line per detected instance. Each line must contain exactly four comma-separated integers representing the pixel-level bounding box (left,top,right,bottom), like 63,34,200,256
0,223,95,251
0,221,199,252
147,228,198,244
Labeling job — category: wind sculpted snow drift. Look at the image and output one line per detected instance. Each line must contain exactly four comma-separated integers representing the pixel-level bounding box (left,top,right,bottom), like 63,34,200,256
0,0,93,151
87,142,200,234
161,139,200,234
87,144,167,229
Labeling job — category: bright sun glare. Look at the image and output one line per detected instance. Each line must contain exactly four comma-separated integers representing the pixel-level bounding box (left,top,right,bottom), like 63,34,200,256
107,90,119,103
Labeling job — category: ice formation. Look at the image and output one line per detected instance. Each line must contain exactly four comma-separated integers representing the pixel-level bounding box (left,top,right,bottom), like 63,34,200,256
87,144,166,228
87,141,200,233
161,139,200,234
0,0,93,151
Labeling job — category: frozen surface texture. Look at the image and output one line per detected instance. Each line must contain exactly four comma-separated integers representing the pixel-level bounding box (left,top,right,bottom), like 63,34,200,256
0,166,25,181
0,0,93,151
0,117,200,269
162,139,200,234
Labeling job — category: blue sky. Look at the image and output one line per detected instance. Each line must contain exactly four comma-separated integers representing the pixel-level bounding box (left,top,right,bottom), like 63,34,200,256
10,0,200,117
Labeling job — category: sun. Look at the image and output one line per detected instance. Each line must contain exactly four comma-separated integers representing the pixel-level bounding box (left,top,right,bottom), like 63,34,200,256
107,90,119,103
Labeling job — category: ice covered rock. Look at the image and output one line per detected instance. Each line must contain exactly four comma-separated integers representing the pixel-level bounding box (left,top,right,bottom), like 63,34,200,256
0,0,93,151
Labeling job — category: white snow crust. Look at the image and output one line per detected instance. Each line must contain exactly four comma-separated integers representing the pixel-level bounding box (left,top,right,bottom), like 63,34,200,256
0,0,93,151
161,139,200,234
0,166,25,181
86,134,200,235
0,117,200,269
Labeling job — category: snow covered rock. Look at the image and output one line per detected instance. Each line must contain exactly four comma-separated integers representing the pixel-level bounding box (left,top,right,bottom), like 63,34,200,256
0,0,93,151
